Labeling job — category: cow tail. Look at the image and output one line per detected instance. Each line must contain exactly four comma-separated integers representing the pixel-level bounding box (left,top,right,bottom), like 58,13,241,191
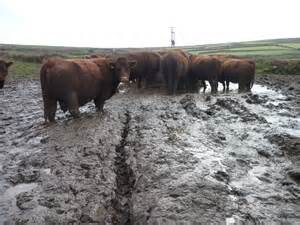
40,61,53,101
250,78,255,89
40,63,48,94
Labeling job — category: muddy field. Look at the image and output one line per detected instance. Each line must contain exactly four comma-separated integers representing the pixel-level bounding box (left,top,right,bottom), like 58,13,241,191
0,75,299,225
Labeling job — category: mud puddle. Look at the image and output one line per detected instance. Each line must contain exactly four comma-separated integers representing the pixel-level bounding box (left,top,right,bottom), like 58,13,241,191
0,77,299,224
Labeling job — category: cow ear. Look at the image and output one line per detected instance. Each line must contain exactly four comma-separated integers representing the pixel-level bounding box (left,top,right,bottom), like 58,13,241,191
5,62,13,68
129,60,136,68
109,62,115,70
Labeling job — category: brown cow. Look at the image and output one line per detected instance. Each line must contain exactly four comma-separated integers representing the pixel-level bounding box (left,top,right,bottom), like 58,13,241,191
0,60,13,89
213,55,232,92
40,57,136,122
221,58,255,92
127,52,161,88
188,55,222,93
161,50,189,95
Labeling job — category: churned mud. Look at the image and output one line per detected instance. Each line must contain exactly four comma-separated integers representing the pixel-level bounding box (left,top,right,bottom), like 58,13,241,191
0,75,299,224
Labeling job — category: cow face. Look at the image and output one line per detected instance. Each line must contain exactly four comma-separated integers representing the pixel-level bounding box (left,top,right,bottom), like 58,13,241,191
0,60,13,89
110,57,136,83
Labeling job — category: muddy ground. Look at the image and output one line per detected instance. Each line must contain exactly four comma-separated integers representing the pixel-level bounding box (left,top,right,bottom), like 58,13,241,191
0,75,299,225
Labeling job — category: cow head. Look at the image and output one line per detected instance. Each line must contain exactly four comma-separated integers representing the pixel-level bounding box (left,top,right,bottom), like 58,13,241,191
0,60,13,89
109,57,136,83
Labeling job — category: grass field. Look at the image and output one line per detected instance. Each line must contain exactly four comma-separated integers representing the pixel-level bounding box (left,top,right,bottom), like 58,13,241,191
184,38,300,59
8,61,41,80
1,37,300,80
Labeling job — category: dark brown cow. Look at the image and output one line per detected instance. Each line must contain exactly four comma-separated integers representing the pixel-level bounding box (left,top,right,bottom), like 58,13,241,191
213,55,233,92
188,55,222,93
161,50,189,95
221,58,255,92
127,52,161,88
40,57,136,122
0,60,13,89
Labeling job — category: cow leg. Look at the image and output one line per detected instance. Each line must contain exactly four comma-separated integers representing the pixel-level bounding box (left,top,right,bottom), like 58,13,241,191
145,74,153,89
42,94,48,122
189,78,200,93
137,76,142,89
238,82,243,93
246,81,252,92
208,80,216,94
185,77,192,92
48,100,57,122
0,81,4,89
202,80,207,93
44,98,57,122
167,75,173,94
94,97,105,112
221,81,225,92
59,100,68,113
239,83,249,92
182,77,188,92
144,75,149,89
238,85,243,93
226,81,230,92
172,78,179,95
129,73,135,84
238,83,246,93
67,92,80,118
215,81,218,93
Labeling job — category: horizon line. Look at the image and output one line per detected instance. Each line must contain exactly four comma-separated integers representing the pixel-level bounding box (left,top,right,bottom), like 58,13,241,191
0,37,300,50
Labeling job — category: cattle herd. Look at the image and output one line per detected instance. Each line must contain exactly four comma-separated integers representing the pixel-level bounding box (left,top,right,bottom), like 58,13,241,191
0,49,256,123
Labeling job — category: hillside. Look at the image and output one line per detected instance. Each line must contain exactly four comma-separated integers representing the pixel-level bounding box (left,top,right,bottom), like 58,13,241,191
183,38,300,59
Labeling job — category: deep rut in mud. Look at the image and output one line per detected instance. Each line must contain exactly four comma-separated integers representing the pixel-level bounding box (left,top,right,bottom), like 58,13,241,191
112,110,136,225
0,76,299,224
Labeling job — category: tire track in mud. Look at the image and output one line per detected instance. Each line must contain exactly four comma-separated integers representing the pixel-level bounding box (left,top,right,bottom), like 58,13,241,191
112,110,136,225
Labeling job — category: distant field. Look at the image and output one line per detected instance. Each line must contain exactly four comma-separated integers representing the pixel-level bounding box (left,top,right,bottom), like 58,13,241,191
280,43,300,49
184,38,300,60
1,37,300,80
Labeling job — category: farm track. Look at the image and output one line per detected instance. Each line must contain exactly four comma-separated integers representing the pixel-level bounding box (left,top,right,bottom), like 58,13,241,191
0,75,299,224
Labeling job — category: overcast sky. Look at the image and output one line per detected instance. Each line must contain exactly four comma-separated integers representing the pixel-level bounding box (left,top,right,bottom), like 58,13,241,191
0,0,299,48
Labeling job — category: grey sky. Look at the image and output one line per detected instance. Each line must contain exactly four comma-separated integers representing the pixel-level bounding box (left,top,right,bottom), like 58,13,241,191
0,0,299,48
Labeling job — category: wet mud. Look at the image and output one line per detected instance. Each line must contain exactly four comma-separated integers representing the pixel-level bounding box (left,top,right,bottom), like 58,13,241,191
0,75,299,224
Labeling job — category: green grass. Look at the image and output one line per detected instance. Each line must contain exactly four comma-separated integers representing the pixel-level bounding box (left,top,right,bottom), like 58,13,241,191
185,38,300,57
224,45,287,51
280,43,300,49
223,49,300,57
8,61,41,80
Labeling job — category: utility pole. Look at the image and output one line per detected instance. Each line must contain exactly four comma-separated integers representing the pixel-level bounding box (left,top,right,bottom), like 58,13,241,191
169,27,175,47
